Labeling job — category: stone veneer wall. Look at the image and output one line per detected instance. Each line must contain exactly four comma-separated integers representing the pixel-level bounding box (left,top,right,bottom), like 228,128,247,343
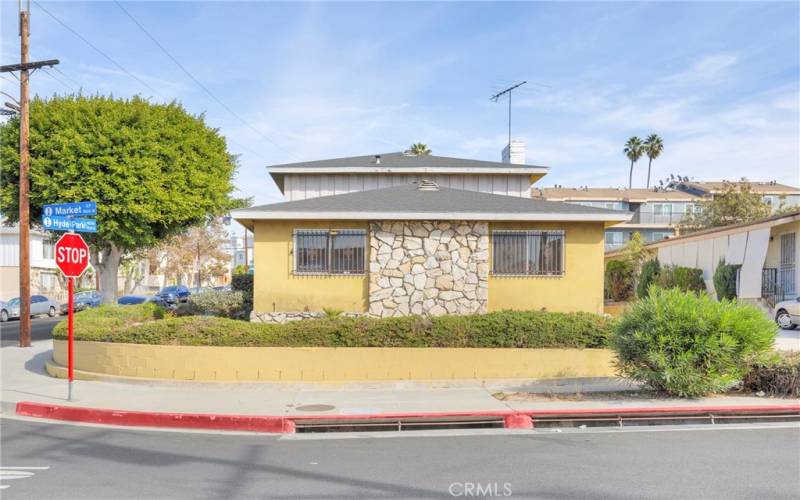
368,221,489,317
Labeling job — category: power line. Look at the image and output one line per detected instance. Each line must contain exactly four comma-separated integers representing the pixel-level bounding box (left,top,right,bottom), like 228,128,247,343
42,67,77,93
113,1,298,160
32,1,166,100
51,66,85,92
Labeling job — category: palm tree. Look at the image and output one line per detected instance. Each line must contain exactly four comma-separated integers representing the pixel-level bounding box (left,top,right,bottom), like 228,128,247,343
623,136,643,189
643,134,664,189
409,143,431,155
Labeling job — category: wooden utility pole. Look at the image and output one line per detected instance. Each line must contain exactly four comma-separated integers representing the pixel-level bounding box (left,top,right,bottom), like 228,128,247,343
0,2,59,347
18,6,31,347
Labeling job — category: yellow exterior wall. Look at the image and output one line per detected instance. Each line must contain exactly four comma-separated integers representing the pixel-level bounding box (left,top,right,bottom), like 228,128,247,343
488,221,607,314
252,220,369,313
765,221,800,269
51,340,617,381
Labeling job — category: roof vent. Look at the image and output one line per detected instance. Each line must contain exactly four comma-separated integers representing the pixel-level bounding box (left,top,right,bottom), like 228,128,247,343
417,179,439,191
375,154,381,164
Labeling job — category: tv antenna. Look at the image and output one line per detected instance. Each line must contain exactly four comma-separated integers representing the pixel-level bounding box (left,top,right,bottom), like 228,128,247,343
491,81,527,149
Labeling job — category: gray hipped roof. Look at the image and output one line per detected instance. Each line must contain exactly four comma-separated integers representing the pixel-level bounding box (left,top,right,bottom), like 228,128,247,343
268,152,549,171
232,183,631,224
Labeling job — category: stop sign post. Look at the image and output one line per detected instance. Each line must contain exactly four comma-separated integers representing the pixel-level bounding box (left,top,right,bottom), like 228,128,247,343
55,232,90,400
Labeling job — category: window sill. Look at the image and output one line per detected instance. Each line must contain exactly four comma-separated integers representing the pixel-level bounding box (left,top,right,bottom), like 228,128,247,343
292,272,367,278
490,273,565,278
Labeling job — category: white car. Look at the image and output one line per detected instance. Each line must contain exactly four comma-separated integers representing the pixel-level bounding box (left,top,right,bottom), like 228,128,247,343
774,297,800,330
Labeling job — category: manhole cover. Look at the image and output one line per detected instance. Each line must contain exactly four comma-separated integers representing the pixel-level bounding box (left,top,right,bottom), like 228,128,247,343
296,404,336,412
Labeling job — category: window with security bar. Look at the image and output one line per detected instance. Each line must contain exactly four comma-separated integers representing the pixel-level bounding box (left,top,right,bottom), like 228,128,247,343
294,229,367,275
492,231,565,276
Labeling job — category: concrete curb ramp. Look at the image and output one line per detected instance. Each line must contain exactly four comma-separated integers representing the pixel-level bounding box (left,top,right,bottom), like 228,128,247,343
16,401,800,434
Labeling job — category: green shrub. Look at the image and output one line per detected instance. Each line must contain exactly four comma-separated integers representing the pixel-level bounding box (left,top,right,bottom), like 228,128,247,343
175,290,247,320
55,309,615,349
231,273,253,317
656,265,706,293
52,303,165,341
743,352,800,398
605,259,634,301
713,259,739,301
636,259,660,299
610,288,777,397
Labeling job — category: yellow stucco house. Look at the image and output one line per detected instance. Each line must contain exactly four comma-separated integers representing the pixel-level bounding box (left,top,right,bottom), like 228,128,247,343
233,151,629,322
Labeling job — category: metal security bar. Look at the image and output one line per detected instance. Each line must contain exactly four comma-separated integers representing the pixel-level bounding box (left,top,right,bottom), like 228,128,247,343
780,233,796,297
492,231,565,276
294,230,366,275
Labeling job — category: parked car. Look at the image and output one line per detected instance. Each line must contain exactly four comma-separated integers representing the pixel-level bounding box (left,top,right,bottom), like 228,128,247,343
117,295,169,308
213,285,232,292
60,290,102,315
155,285,191,305
774,297,800,330
0,295,58,322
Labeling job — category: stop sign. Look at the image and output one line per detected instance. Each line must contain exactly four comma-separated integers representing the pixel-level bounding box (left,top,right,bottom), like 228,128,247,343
55,233,90,278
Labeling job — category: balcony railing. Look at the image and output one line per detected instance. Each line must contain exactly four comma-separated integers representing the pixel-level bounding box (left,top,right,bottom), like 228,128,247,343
605,242,625,252
628,212,688,225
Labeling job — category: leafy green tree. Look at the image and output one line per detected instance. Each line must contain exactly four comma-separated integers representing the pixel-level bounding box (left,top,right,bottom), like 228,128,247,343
643,134,664,189
0,95,243,303
623,136,643,189
409,143,431,155
680,181,771,232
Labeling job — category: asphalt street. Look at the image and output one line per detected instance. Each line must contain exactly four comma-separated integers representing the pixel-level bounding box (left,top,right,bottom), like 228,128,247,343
1,419,798,499
0,316,60,347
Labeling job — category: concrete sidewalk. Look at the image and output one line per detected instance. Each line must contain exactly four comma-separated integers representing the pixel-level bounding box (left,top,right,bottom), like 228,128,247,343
3,341,798,421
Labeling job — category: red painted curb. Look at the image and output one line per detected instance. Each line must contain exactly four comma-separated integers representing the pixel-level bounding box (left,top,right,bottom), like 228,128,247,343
504,414,534,429
15,401,800,433
16,402,295,434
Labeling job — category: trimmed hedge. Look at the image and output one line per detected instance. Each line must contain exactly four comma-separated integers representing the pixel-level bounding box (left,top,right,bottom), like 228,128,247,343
52,303,165,339
713,259,739,301
53,305,615,348
175,290,247,320
656,265,706,293
611,288,777,397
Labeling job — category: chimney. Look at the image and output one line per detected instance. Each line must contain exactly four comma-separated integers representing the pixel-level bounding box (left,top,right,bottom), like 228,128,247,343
501,140,526,164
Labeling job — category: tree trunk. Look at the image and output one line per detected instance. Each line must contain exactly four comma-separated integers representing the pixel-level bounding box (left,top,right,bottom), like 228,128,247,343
628,160,634,189
646,158,652,189
91,244,122,304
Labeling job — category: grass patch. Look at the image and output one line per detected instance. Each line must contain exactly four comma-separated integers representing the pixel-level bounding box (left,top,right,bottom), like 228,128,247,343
53,305,614,349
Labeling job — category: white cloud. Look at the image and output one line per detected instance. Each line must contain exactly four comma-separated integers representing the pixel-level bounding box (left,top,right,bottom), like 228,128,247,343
661,53,739,86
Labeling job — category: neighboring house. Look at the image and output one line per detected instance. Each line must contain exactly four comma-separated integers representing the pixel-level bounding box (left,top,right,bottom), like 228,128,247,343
605,209,800,311
232,151,629,321
227,234,253,270
534,187,699,251
0,220,64,301
668,180,800,212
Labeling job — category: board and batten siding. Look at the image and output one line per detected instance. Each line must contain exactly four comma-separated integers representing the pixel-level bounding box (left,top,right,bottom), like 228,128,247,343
283,174,532,201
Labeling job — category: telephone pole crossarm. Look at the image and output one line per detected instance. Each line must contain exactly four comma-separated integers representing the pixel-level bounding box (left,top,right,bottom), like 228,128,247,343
0,58,59,73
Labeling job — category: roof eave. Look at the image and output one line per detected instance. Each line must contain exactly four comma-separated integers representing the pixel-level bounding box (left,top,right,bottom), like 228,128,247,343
267,166,550,175
232,210,631,223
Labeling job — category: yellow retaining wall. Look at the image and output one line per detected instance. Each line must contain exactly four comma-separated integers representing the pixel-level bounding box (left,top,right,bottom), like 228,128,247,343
52,340,616,382
488,221,607,314
253,220,369,313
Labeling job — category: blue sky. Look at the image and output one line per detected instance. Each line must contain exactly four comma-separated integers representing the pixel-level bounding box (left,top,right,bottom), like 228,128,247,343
2,1,798,209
